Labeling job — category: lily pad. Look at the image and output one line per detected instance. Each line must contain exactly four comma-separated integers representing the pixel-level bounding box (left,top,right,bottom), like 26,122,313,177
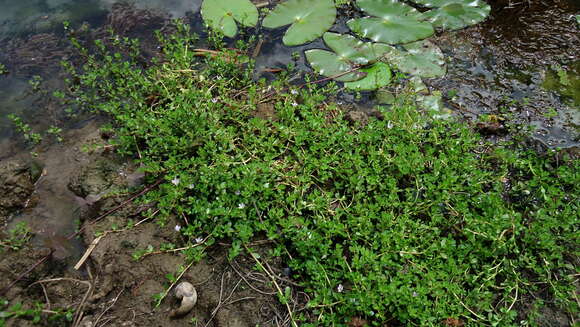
201,0,258,38
305,49,367,82
262,0,336,46
344,62,392,90
390,40,446,78
348,0,434,44
356,0,423,18
418,0,491,30
323,32,396,65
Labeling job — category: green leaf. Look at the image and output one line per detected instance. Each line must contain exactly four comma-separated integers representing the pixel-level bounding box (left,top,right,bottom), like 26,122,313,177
418,0,491,30
304,49,366,82
344,62,392,90
201,0,258,38
262,0,336,46
356,0,423,18
348,16,434,44
323,32,396,65
348,0,434,45
390,40,446,78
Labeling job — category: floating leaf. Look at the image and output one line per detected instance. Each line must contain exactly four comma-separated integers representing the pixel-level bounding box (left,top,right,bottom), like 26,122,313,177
262,0,336,46
305,49,366,82
417,0,491,30
356,0,423,18
408,76,429,94
391,40,446,78
416,92,452,119
348,0,434,44
323,32,396,65
201,0,258,38
344,62,392,90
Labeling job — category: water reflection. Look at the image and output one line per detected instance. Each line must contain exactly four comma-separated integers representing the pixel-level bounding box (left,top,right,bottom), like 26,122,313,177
0,0,200,38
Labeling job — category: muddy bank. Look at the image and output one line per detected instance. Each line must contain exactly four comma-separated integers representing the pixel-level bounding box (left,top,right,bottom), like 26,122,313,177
0,158,40,226
0,121,293,326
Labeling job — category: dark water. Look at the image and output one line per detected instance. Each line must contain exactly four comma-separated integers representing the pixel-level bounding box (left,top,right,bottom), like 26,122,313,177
0,0,578,260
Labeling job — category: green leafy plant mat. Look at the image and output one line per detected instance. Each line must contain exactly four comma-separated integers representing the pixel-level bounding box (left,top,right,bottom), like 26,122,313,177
61,25,579,326
201,0,258,37
262,0,336,46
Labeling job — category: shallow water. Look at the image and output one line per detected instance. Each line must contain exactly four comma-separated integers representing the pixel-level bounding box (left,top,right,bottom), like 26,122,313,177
0,0,578,260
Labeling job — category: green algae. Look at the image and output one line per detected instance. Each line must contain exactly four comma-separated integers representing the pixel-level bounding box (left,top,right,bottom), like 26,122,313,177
542,61,580,107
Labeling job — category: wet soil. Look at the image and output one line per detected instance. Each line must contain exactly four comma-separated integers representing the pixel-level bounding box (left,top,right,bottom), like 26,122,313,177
0,123,292,326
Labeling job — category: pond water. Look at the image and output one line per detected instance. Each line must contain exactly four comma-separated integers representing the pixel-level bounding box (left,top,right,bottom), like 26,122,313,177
0,0,578,260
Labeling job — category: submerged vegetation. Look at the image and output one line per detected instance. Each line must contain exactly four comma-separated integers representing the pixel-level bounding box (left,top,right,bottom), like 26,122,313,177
57,22,579,326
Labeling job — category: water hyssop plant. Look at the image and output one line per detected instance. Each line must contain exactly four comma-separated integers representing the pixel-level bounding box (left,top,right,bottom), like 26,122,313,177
59,23,578,326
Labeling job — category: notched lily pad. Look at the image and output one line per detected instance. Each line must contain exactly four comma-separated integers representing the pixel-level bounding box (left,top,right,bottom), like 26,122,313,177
390,40,446,78
415,0,491,30
305,33,396,84
344,62,392,90
323,32,396,65
201,0,258,38
348,0,434,44
262,0,336,46
305,49,366,82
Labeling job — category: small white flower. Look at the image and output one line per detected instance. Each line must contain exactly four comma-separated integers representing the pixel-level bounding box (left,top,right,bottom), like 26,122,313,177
174,225,181,232
171,177,180,185
187,184,195,189
235,190,241,195
291,102,298,107
291,89,299,95
387,121,394,129
337,284,344,293
412,291,418,297
238,203,246,209
211,98,218,103
195,237,204,244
